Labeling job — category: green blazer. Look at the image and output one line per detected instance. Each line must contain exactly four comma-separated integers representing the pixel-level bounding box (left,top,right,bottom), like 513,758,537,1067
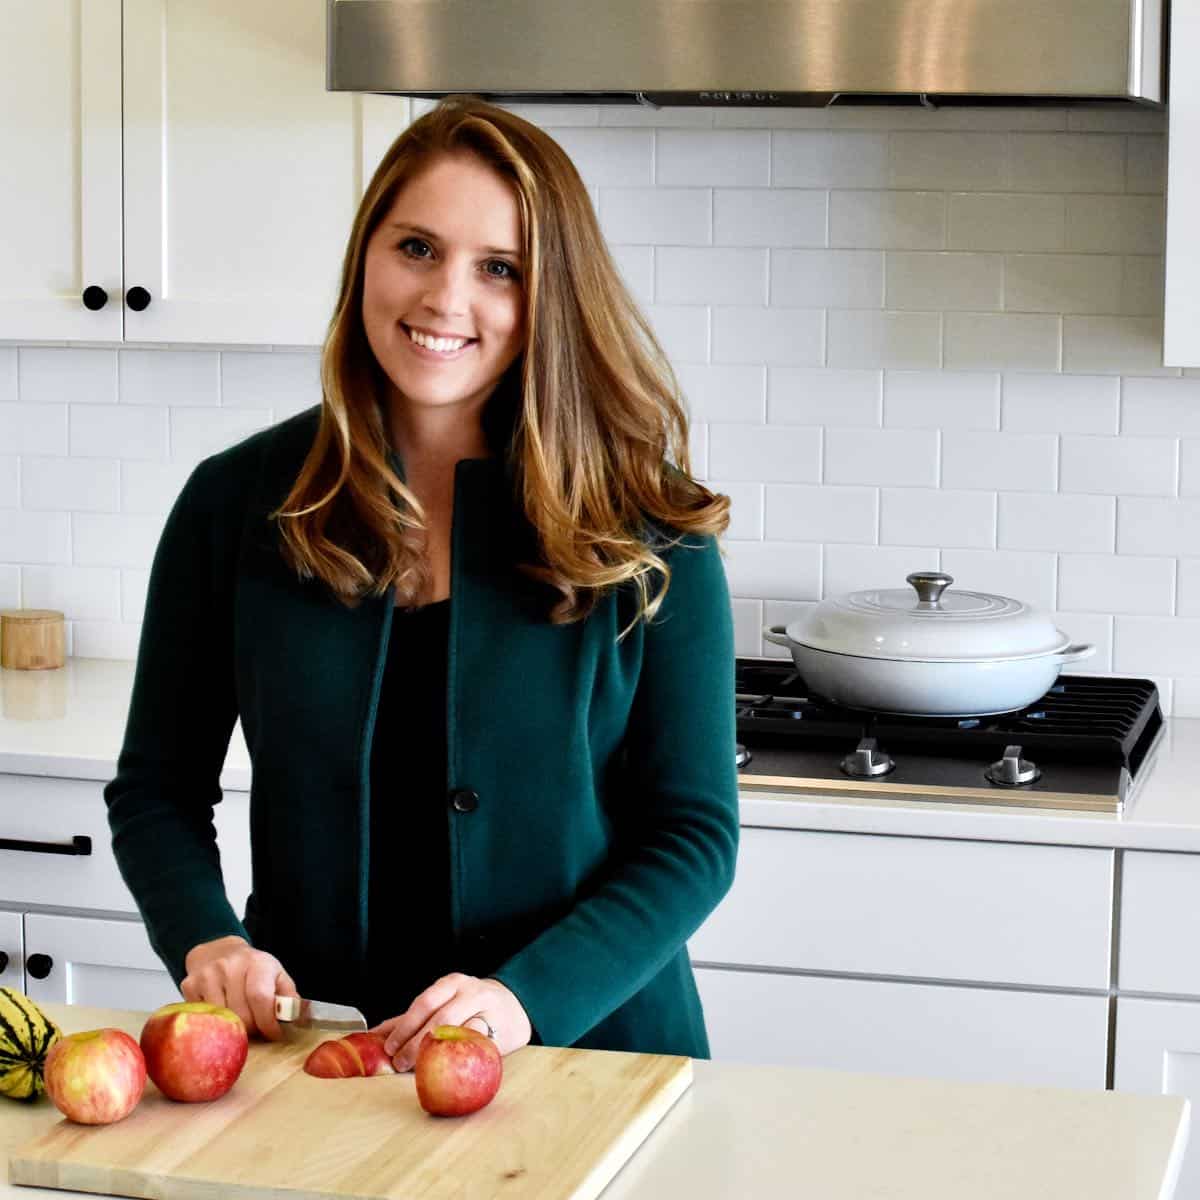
104,392,739,1057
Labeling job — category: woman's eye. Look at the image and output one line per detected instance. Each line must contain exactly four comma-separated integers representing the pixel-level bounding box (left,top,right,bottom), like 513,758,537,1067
484,259,519,281
399,238,432,259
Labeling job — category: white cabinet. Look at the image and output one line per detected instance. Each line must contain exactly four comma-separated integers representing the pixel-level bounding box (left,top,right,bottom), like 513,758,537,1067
1119,850,1200,995
1114,998,1200,1198
1164,0,1200,365
2,0,413,347
0,909,23,990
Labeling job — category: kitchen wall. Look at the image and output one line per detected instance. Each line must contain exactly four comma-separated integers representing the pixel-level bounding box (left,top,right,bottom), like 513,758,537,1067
2,103,1198,714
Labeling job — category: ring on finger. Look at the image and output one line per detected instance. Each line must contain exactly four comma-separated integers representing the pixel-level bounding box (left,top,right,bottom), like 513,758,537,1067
463,1011,497,1040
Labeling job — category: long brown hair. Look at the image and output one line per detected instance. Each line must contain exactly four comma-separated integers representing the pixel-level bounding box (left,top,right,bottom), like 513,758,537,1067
273,96,729,627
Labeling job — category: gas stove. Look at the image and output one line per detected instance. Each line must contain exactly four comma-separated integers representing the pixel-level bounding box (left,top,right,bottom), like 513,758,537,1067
735,657,1166,813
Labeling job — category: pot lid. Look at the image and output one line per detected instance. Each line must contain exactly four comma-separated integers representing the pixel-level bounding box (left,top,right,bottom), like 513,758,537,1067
788,572,1072,663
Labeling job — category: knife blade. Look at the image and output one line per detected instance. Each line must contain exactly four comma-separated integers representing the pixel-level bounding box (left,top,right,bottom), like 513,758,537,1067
274,994,367,1032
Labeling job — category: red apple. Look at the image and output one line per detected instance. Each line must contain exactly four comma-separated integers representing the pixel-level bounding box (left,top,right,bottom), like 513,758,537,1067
303,1032,395,1078
43,1028,146,1125
139,1001,248,1102
414,1025,502,1117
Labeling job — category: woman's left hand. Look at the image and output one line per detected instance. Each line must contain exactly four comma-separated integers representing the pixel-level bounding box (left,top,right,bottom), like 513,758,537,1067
370,973,532,1071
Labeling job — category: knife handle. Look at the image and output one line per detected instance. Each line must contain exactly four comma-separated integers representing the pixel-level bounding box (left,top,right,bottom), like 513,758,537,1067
275,995,302,1022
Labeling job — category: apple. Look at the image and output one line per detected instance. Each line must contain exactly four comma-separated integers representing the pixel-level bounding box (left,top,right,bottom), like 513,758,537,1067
43,1028,146,1125
414,1025,502,1117
303,1031,395,1078
139,1001,248,1102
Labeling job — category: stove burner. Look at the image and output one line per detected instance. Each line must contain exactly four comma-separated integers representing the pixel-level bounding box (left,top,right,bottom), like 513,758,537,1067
984,744,1042,788
840,737,895,778
735,743,751,769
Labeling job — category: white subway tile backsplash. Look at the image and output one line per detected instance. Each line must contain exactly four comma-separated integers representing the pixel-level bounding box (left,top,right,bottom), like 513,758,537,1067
941,432,1058,492
1126,136,1167,194
1059,435,1177,497
712,307,823,366
827,310,941,370
70,405,168,460
72,621,141,661
724,540,821,601
507,104,600,127
677,363,766,423
0,566,19,608
0,349,15,403
767,368,881,427
1,403,67,454
883,371,1000,431
1117,498,1200,557
764,484,877,544
1063,317,1172,375
22,565,122,621
72,513,165,569
19,347,117,405
708,424,821,483
889,132,1008,191
1004,254,1122,315
1065,195,1166,254
1184,441,1200,496
1121,377,1200,436
1179,558,1200,618
0,512,70,564
731,597,766,657
644,306,710,363
880,488,995,549
688,422,708,480
220,351,321,414
656,248,767,306
829,107,1066,132
1052,611,1114,672
1114,617,1200,677
711,481,763,540
940,549,1058,612
121,569,150,623
830,191,944,250
713,190,826,247
1121,257,1165,317
21,458,119,512
656,130,770,186
120,350,219,407
770,251,883,308
948,194,1064,252
886,253,1003,311
545,128,653,186
998,493,1115,553
1008,135,1124,193
1058,553,1176,616
823,544,939,596
825,428,939,487
943,313,1059,371
0,458,17,508
120,461,193,514
599,188,711,246
1002,373,1119,434
1176,678,1200,719
609,245,654,306
773,132,888,188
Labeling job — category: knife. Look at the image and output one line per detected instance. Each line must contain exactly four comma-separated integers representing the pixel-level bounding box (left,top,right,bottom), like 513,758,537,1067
274,994,367,1032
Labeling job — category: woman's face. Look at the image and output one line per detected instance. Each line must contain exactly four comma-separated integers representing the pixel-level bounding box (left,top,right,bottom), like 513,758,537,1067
362,151,526,423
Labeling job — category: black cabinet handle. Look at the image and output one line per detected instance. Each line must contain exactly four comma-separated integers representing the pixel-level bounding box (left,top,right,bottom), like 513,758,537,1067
26,954,53,980
82,285,109,311
0,835,92,856
126,286,152,311
0,951,8,973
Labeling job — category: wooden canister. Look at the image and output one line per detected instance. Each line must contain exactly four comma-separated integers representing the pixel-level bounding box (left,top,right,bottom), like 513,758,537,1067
0,609,66,670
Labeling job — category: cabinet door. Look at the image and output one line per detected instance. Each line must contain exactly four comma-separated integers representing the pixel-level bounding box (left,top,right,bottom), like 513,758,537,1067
0,909,23,991
22,913,178,1012
1114,997,1200,1198
122,0,411,346
0,0,122,341
695,966,1109,1090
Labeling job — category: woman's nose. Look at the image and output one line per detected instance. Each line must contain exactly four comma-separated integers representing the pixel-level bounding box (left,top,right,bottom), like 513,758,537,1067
421,263,469,316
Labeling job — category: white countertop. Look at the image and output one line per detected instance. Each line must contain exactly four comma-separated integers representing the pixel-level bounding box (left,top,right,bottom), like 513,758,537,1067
1,657,1198,852
0,1004,1188,1200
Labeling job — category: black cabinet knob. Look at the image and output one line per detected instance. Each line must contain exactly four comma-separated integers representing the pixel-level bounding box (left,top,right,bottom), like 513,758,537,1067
26,954,53,980
82,285,109,311
0,951,8,973
126,286,152,312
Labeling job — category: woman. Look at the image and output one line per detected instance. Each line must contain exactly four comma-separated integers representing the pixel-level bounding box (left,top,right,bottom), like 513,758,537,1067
105,97,738,1072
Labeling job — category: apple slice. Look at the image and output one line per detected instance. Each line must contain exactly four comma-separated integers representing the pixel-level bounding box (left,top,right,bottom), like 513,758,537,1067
303,1031,396,1078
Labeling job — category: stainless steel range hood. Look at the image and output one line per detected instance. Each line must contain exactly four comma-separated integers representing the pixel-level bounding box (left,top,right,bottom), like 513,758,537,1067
327,0,1165,108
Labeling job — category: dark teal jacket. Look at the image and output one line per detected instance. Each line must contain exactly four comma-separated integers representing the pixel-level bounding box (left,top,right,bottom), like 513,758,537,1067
104,394,739,1057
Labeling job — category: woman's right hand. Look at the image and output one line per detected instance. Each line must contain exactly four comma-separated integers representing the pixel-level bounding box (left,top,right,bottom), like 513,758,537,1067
181,935,298,1041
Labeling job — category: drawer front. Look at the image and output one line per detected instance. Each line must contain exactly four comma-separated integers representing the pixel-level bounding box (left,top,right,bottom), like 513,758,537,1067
695,966,1108,1089
0,774,251,917
689,827,1113,989
1120,850,1200,996
0,908,23,989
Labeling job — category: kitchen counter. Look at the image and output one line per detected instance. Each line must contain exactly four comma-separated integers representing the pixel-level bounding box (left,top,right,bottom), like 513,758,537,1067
2,657,1199,852
0,1004,1188,1200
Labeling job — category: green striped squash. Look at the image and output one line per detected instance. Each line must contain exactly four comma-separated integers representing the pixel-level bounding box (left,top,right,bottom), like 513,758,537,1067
0,986,61,1101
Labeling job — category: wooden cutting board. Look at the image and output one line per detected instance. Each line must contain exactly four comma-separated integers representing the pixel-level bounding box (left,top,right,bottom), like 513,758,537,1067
9,1013,691,1200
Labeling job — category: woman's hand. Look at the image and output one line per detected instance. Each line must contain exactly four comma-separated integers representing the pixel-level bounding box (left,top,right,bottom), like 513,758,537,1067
371,974,532,1071
181,935,299,1041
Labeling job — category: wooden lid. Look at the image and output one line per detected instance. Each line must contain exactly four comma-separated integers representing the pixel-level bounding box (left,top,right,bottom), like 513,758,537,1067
0,609,65,623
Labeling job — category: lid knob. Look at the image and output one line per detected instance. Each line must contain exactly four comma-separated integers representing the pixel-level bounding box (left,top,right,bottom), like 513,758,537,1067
906,571,954,607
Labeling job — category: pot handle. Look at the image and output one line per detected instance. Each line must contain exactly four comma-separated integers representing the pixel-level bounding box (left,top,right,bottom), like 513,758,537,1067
1056,642,1096,663
763,624,794,648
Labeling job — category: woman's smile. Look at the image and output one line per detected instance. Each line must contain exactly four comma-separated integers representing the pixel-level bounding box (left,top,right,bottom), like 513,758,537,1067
400,322,479,360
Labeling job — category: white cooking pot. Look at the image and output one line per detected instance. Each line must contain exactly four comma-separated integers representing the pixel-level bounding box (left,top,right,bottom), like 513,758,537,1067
763,571,1096,717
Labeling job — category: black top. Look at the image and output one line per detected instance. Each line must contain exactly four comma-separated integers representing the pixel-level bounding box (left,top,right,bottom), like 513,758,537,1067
364,598,453,1026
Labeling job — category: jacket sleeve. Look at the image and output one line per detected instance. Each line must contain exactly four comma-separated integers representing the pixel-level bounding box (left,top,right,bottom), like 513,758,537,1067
103,452,254,987
490,532,739,1046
